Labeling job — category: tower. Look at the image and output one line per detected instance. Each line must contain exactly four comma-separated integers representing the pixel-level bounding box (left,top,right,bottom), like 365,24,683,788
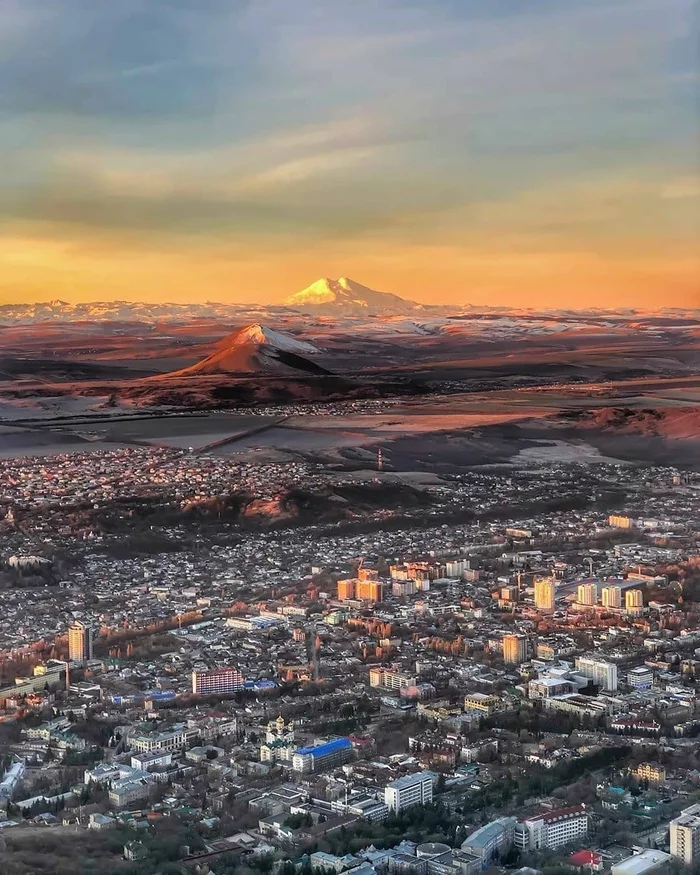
602,585,622,609
577,583,598,607
534,578,556,613
68,621,93,664
503,634,528,664
625,589,644,617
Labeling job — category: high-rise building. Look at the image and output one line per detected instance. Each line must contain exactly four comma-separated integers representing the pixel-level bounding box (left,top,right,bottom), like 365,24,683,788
502,634,528,664
337,579,355,600
356,579,383,602
602,585,622,609
577,583,598,607
384,771,434,812
534,578,556,613
191,667,244,696
625,589,644,616
68,621,93,663
671,805,700,866
574,656,618,692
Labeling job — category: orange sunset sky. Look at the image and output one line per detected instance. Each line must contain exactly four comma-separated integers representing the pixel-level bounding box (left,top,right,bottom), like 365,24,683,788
1,0,699,309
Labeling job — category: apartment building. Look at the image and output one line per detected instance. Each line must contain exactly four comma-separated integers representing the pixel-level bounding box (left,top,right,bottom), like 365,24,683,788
191,667,244,696
384,772,434,813
502,634,528,665
671,805,700,866
369,668,418,690
574,656,618,692
634,763,666,785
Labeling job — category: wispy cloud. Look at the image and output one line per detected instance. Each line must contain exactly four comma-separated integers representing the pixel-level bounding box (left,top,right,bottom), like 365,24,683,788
0,0,697,305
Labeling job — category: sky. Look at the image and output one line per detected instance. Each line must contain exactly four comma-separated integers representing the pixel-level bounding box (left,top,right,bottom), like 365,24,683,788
1,0,699,309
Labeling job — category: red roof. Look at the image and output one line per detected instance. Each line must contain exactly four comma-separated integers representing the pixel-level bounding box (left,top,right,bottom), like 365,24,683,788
541,804,586,824
568,851,601,867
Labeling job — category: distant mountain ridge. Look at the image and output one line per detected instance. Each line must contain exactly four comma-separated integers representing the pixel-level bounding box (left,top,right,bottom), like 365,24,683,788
0,293,697,326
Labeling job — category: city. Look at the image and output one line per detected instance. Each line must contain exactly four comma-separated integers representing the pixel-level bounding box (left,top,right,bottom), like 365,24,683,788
1,0,698,872
0,447,699,874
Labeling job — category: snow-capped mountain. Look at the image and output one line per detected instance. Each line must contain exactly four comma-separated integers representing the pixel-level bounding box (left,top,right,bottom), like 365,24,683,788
284,277,422,315
171,323,328,377
235,323,320,355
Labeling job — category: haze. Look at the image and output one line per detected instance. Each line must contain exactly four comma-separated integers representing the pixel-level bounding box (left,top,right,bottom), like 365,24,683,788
1,0,699,308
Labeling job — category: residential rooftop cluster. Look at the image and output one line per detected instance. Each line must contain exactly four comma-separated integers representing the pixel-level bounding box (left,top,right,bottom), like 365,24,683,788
0,455,698,875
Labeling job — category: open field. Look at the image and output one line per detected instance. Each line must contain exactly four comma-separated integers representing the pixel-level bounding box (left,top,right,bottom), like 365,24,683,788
1,312,698,468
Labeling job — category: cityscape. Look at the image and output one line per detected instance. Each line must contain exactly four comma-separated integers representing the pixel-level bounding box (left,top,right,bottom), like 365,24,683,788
0,432,699,874
1,0,698,873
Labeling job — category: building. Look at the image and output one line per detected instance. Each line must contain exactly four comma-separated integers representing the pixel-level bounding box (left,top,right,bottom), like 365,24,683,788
502,634,528,665
574,657,618,692
602,585,622,609
337,579,355,601
0,761,25,805
464,693,501,716
292,738,353,774
384,772,434,813
609,515,633,529
369,668,418,690
569,850,603,871
260,716,295,763
191,667,244,696
460,818,517,862
515,805,588,851
611,850,672,875
108,778,151,808
577,584,598,607
625,589,644,616
671,805,700,866
627,666,654,691
68,621,93,664
356,579,383,603
634,763,666,785
129,722,199,753
534,578,555,613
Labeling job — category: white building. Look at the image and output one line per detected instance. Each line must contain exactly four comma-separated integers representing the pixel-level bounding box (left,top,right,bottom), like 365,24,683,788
384,772,434,813
515,805,588,851
574,657,618,692
129,722,198,753
461,818,517,862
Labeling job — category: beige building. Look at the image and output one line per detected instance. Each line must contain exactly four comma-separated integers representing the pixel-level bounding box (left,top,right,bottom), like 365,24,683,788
625,589,644,616
671,805,700,866
534,578,556,613
602,585,622,609
635,762,666,785
577,583,598,607
502,634,528,664
464,693,501,716
68,621,93,663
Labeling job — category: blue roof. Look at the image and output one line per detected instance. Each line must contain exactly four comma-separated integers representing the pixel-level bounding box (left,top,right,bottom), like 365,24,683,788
296,738,352,757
